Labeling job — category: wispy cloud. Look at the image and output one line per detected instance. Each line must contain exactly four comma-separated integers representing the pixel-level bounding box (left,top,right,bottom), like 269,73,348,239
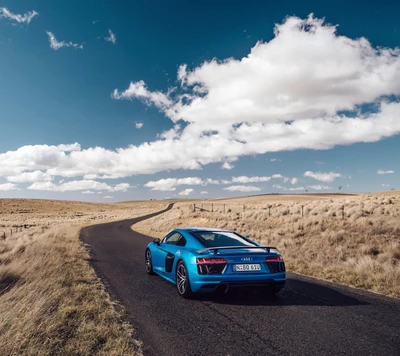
200,191,208,194
103,195,113,199
307,185,332,190
46,31,83,51
232,176,271,183
0,183,18,191
270,158,281,162
135,122,144,129
105,29,116,44
304,171,342,182
273,184,305,191
224,185,261,192
0,7,38,24
377,169,394,175
28,180,131,192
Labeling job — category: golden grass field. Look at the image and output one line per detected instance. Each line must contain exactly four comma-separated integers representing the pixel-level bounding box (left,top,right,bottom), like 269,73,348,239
1,192,399,354
133,191,400,298
0,199,168,356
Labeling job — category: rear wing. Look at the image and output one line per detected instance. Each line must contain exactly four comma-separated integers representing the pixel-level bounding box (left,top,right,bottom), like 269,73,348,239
197,246,278,255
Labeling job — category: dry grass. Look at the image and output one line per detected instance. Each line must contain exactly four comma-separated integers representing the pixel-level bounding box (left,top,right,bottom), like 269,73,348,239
132,192,400,298
0,198,167,355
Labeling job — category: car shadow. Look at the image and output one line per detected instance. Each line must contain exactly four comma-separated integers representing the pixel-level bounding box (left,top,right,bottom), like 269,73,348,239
194,278,368,307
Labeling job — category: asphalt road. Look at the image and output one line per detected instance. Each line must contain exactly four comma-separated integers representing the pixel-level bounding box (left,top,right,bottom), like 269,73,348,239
81,205,400,356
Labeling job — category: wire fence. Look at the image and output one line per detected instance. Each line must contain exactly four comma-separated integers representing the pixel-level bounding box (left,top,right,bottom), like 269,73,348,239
1,224,35,240
189,202,397,219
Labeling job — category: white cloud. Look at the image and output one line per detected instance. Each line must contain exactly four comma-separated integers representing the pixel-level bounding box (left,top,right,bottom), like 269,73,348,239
315,161,325,165
112,80,172,109
46,31,83,50
273,184,305,191
103,196,113,199
0,7,38,24
135,122,144,129
270,158,281,162
200,191,208,194
291,177,298,185
382,184,390,187
2,15,400,183
271,174,289,183
232,176,271,183
179,188,194,196
224,185,261,192
304,171,342,182
27,180,131,192
377,169,394,174
0,183,18,191
144,177,204,191
307,185,332,190
105,29,116,44
7,171,52,183
82,190,95,194
221,162,234,170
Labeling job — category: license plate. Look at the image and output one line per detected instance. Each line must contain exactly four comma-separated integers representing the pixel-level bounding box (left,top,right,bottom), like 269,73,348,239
234,264,261,272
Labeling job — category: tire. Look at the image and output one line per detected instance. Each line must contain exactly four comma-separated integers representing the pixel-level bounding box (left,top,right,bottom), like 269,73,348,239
145,249,155,275
176,261,193,298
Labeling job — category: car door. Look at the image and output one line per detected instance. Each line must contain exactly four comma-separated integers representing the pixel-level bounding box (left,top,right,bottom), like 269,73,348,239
152,231,185,275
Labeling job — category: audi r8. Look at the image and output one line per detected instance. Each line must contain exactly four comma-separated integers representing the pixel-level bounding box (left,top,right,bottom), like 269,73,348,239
145,227,286,298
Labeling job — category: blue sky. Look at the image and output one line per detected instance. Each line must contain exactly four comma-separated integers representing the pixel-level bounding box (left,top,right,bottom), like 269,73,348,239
0,0,399,201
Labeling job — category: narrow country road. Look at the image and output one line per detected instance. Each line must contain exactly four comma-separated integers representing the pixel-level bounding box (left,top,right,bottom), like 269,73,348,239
80,204,400,356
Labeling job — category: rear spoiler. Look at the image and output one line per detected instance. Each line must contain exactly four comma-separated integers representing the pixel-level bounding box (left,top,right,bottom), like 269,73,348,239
197,246,278,255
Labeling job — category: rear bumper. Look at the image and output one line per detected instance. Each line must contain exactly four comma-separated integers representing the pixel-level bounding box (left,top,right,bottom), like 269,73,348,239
191,274,286,293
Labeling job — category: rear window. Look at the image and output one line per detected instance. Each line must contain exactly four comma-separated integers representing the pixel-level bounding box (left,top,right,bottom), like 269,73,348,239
192,231,256,248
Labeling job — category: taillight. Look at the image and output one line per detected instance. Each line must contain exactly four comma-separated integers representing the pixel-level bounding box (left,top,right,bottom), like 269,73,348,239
265,256,283,262
196,258,226,264
266,255,285,273
196,258,227,274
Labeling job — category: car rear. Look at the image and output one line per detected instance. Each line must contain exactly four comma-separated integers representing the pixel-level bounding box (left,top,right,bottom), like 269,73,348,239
190,248,286,294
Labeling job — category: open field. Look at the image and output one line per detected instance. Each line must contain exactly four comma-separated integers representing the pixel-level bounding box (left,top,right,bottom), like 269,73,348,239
0,199,167,355
132,191,400,298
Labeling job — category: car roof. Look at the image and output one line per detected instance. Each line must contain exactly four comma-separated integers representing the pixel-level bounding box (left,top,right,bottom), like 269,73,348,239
177,227,234,233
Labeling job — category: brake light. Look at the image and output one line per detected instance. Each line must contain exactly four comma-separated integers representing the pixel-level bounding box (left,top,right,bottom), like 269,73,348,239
196,258,226,264
265,256,283,262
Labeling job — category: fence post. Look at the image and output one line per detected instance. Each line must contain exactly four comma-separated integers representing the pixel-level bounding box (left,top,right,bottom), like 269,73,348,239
301,205,304,217
10,229,12,236
269,206,271,217
243,204,246,213
342,205,345,220
223,204,225,213
2,232,5,240
193,204,196,212
211,203,213,212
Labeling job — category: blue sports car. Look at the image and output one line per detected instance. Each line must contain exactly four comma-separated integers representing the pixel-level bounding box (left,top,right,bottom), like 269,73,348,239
145,227,286,298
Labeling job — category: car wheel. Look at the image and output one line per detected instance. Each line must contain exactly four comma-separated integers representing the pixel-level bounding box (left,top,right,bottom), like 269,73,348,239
176,261,193,298
145,249,155,275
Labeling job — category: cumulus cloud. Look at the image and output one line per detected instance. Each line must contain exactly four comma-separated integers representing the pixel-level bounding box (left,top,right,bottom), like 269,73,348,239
270,158,281,162
224,185,261,192
178,188,193,196
0,183,18,191
103,196,113,199
2,15,400,183
232,176,271,183
381,184,390,187
135,122,144,129
46,31,83,50
144,177,204,191
200,191,208,194
291,177,298,185
0,7,38,24
7,171,52,183
221,162,234,170
377,169,394,174
82,190,95,194
28,180,131,192
105,29,116,44
304,171,342,182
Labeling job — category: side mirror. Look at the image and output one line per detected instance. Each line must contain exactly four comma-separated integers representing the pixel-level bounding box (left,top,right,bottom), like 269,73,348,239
153,238,161,246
